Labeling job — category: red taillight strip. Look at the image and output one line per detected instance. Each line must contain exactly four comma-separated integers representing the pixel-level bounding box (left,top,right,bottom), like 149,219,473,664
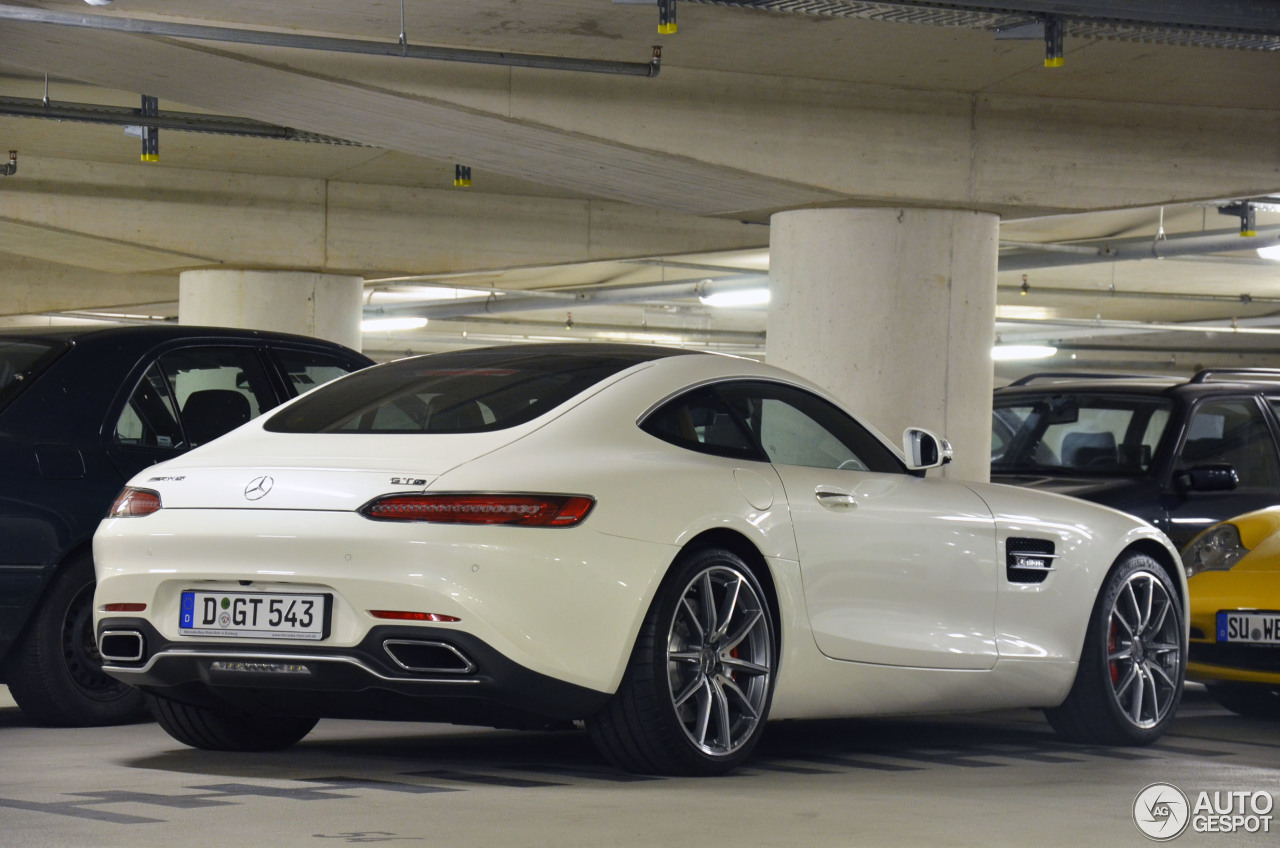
360,493,595,527
370,611,461,622
101,603,147,612
107,487,162,518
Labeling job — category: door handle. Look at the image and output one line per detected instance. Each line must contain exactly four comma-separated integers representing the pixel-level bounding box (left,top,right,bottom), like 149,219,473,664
815,488,858,511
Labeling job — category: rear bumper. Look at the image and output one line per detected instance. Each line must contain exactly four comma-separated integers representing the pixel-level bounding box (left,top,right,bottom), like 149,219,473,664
95,509,674,693
98,618,611,727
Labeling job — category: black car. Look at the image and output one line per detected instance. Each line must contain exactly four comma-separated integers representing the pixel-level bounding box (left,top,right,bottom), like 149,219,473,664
992,369,1280,550
0,325,371,726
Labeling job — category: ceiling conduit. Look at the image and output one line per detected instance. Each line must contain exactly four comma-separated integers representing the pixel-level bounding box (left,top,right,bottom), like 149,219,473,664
0,4,663,77
999,226,1280,272
0,96,365,144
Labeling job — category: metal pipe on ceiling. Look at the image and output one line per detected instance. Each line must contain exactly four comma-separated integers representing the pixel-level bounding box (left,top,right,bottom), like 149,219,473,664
996,314,1280,345
995,285,1280,307
0,5,663,77
0,96,364,144
999,226,1280,272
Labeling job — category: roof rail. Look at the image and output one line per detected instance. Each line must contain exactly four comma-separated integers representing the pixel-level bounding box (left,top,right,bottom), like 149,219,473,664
1190,368,1280,384
1005,372,1155,387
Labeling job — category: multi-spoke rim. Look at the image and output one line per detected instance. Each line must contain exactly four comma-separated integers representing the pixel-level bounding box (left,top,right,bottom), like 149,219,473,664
1106,570,1181,730
666,565,773,758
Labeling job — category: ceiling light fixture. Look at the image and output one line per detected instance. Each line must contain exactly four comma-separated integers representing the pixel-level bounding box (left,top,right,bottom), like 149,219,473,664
992,344,1057,361
699,289,770,308
361,317,428,332
1257,244,1280,261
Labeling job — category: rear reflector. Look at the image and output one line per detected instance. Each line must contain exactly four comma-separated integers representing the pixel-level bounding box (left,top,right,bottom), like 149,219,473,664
360,493,594,527
108,487,162,517
370,610,461,622
101,603,147,612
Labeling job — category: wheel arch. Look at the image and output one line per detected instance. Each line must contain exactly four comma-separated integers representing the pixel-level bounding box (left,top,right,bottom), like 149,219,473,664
1118,537,1188,613
1,540,94,669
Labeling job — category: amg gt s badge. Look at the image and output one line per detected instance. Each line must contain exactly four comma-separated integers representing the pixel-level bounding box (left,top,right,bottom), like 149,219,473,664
244,475,274,500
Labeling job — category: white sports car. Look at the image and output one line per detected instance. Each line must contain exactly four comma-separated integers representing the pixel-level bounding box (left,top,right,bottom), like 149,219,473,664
94,345,1186,774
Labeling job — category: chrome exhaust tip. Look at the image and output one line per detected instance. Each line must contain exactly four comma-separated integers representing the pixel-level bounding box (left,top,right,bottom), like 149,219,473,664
98,630,145,663
383,639,475,674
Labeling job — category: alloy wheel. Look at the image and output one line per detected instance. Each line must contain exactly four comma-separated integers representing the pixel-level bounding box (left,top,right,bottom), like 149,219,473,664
1106,570,1181,729
665,565,773,757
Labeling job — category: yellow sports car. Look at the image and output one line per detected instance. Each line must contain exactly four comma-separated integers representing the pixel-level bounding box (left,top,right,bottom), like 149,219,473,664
1182,507,1280,718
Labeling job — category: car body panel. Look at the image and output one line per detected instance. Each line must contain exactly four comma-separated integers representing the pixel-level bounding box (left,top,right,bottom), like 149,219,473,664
967,480,1187,663
777,466,999,670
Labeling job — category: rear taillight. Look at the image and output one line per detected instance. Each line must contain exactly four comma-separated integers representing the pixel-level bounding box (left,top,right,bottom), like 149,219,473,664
360,493,594,527
108,488,162,517
370,610,461,622
101,603,148,612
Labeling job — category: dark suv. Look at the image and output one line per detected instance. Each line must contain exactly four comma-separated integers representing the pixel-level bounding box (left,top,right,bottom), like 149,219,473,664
0,325,371,726
992,370,1280,550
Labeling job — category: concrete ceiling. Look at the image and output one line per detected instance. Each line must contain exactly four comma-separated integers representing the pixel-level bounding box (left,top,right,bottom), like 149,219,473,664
0,0,1278,377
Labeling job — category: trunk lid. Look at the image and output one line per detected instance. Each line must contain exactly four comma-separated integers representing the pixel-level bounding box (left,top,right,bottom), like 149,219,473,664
128,426,529,511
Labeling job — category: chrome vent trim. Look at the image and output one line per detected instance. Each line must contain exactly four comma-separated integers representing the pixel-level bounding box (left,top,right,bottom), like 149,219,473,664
1006,537,1056,584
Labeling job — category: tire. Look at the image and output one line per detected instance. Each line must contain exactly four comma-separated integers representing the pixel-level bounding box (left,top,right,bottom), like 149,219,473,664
586,547,777,775
1046,552,1185,745
146,693,318,751
3,553,146,727
1205,683,1280,719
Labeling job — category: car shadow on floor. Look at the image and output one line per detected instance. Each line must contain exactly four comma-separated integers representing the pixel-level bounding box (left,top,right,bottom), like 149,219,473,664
115,700,1255,784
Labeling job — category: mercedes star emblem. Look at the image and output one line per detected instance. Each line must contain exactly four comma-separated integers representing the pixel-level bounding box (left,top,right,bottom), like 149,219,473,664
244,475,274,501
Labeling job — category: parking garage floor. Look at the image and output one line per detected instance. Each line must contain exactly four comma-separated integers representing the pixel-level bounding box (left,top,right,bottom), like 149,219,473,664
2,683,1276,848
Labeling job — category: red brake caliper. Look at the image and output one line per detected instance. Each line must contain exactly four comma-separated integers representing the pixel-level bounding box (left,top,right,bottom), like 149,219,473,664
1108,621,1119,684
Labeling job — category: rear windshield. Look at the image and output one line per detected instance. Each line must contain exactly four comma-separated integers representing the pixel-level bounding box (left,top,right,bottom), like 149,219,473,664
992,392,1173,476
264,347,672,434
0,339,67,413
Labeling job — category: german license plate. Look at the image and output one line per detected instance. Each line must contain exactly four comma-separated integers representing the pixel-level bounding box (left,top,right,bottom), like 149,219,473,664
1217,611,1280,645
179,591,329,640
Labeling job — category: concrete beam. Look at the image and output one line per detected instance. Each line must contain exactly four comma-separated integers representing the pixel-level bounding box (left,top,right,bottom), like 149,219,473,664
0,24,839,218
0,156,767,277
0,253,176,317
2,23,1277,224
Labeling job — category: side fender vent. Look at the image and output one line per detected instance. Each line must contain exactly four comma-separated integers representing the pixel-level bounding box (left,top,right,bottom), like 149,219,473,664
1006,537,1057,584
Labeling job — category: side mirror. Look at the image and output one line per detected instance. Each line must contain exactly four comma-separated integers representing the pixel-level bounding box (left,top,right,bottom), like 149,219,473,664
903,428,953,471
1175,463,1239,493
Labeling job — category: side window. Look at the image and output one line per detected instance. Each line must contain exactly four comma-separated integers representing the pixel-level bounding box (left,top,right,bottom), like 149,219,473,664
1180,398,1280,489
719,382,903,474
640,387,762,460
114,363,184,449
272,349,363,397
114,347,276,450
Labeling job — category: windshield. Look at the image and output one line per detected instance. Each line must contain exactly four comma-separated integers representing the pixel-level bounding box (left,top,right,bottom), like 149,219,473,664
992,393,1174,476
265,347,675,434
0,339,67,414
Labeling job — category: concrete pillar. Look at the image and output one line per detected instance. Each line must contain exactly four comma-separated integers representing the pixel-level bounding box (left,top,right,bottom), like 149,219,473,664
767,208,998,482
179,270,363,352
